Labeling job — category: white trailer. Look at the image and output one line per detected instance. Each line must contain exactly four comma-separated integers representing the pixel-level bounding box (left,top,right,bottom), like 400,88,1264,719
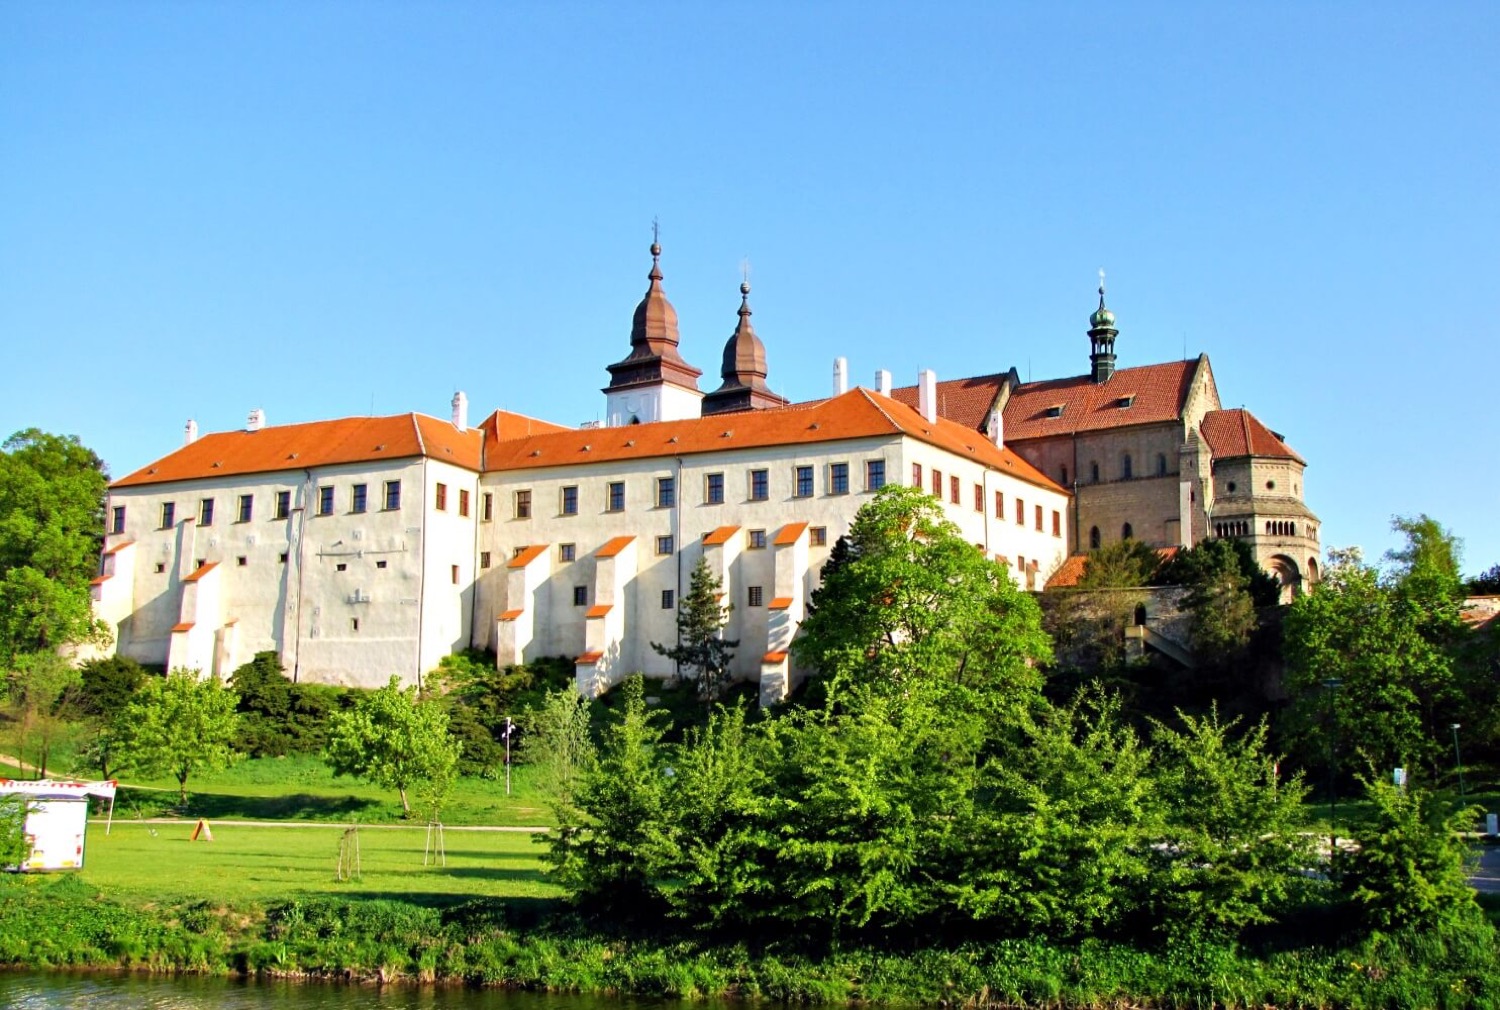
0,779,117,872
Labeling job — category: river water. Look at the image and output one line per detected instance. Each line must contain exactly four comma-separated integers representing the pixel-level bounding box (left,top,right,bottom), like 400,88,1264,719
0,973,701,1009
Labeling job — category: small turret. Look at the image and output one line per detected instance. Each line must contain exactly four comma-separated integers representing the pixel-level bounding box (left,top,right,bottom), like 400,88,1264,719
1088,269,1118,383
701,278,788,416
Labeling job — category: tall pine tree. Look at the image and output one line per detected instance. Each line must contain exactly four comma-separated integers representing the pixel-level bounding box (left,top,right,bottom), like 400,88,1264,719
653,558,738,710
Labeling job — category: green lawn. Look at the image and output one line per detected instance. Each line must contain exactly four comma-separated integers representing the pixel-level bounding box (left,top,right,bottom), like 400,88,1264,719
79,821,562,908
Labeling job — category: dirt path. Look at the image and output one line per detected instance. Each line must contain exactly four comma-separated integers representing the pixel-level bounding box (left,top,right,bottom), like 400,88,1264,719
0,751,42,774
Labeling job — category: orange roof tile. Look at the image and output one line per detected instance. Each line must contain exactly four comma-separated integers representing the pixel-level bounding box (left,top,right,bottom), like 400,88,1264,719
888,372,1009,432
585,604,612,618
113,413,485,488
1045,547,1181,589
597,535,635,558
762,651,789,664
1200,409,1304,463
1002,359,1205,441
485,389,1065,495
768,596,794,610
102,540,134,555
507,545,549,569
703,525,741,546
774,522,808,546
182,561,218,582
170,622,195,633
577,651,604,664
89,575,110,586
498,609,524,621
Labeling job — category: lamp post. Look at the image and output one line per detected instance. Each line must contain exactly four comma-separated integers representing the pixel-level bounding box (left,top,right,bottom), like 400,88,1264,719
1451,723,1466,802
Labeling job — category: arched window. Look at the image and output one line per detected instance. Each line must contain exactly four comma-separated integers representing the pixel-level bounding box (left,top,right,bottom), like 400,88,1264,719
1133,604,1147,626
1157,453,1168,476
1089,526,1101,549
1122,454,1133,480
1290,522,1296,536
1060,465,1069,486
1090,461,1100,483
1122,522,1133,540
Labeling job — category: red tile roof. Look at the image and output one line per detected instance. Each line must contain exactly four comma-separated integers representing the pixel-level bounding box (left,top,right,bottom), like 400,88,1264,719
585,604,612,618
1002,359,1203,441
577,651,604,664
888,373,1009,432
768,596,794,610
774,522,808,546
113,413,486,488
703,525,740,546
89,575,110,586
497,609,523,621
170,621,195,633
1044,545,1183,589
486,389,1064,494
182,561,218,583
103,540,134,555
507,545,548,569
762,651,789,664
1200,409,1304,463
597,535,635,558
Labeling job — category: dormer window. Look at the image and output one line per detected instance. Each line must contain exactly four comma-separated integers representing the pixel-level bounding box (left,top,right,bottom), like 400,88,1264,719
1045,404,1065,418
1117,394,1135,408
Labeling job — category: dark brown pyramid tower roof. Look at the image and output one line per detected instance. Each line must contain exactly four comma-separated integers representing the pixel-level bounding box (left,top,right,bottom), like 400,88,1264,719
702,282,789,416
604,242,703,394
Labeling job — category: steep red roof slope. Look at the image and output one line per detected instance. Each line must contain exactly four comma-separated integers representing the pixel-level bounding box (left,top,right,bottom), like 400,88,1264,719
1003,360,1200,441
888,373,1008,432
1200,408,1304,463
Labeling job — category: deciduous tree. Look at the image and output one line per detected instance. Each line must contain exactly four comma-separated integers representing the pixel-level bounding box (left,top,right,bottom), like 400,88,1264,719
115,670,242,803
324,676,458,816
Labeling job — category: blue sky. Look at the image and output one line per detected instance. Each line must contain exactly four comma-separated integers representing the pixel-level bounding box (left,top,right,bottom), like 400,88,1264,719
3,4,1496,575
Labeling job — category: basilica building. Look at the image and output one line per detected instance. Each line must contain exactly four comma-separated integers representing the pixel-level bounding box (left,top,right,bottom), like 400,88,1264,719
90,244,1316,698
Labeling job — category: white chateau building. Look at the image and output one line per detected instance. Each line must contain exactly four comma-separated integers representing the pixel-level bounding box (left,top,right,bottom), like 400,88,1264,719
93,243,1071,703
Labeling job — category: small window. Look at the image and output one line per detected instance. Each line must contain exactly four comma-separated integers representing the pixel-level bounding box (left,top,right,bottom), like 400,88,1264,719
830,463,849,495
974,484,984,512
237,495,254,523
274,490,290,520
661,589,675,610
451,564,459,585
1122,455,1133,480
656,535,674,555
1052,510,1062,537
1045,404,1064,418
559,543,576,562
795,465,814,498
1266,480,1276,490
196,557,206,569
657,476,675,508
459,489,470,517
351,618,360,632
436,483,449,511
1090,462,1100,483
1035,504,1043,531
352,484,368,514
481,492,493,521
912,462,923,487
384,480,401,510
514,489,531,519
480,551,492,569
1122,522,1134,540
1227,481,1237,493
375,559,387,569
199,498,215,527
705,473,725,504
1060,465,1069,486
237,555,247,567
1017,555,1026,573
747,585,764,607
994,490,1003,518
514,546,527,558
866,460,885,491
154,562,166,574
111,505,126,534
810,526,828,546
932,469,942,498
160,502,176,529
607,481,625,512
336,562,347,572
317,486,334,516
1015,498,1024,525
748,529,767,550
750,469,769,501
279,552,289,563
1090,526,1101,549
561,486,578,516
573,585,588,607
1156,454,1168,477
949,475,960,505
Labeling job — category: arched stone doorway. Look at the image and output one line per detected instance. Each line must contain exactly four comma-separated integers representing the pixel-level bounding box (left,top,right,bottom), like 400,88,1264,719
1267,554,1302,604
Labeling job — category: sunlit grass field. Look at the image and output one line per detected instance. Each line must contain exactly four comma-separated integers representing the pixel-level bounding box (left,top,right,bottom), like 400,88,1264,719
78,821,562,908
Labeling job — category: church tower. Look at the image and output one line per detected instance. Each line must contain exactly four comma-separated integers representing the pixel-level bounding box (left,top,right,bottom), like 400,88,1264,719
603,239,703,426
701,279,789,416
1088,271,1118,383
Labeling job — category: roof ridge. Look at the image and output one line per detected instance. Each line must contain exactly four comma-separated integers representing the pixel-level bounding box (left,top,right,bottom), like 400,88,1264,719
411,413,426,456
856,387,906,433
1239,408,1253,453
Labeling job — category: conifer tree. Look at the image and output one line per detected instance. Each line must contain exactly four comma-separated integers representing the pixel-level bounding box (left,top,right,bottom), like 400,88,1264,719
653,558,737,710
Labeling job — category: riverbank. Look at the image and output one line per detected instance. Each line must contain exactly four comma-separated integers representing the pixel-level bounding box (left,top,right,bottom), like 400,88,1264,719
3,875,1497,1008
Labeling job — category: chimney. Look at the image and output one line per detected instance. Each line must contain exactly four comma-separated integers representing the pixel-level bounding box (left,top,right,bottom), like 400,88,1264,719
451,390,469,431
246,408,266,432
986,407,1004,448
917,369,938,423
875,369,892,397
832,357,848,396
184,419,198,445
